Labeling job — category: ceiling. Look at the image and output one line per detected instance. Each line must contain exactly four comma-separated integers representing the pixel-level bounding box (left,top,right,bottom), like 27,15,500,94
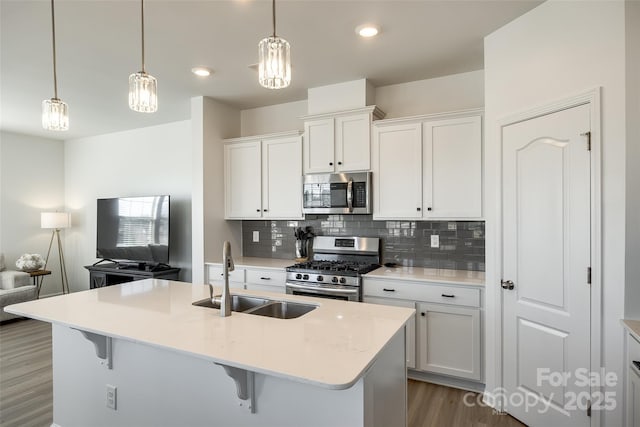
0,0,541,141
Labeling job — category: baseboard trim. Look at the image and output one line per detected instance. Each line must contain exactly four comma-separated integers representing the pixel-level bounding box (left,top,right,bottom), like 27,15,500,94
408,370,485,393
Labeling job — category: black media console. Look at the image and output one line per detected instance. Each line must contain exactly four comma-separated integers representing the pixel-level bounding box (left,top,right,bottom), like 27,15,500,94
85,263,181,289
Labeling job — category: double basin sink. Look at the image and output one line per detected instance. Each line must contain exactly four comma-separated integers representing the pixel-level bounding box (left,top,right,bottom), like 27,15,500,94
193,295,317,319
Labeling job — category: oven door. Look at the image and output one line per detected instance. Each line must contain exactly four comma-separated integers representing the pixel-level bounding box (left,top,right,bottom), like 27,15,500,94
285,282,360,302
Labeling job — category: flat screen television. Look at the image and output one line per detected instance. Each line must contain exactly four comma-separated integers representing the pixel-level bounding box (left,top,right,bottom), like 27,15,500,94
96,195,170,266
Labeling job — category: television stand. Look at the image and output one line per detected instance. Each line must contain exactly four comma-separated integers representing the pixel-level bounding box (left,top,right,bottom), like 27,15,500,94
85,263,181,289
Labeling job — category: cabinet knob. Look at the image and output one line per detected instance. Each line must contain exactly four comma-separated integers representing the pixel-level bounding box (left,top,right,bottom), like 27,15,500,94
338,161,342,165
256,209,260,212
416,207,421,212
329,162,333,166
263,209,268,212
421,312,426,317
427,207,432,211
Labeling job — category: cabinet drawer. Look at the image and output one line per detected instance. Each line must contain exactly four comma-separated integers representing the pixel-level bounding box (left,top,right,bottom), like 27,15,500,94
363,279,480,308
207,265,245,283
246,269,286,286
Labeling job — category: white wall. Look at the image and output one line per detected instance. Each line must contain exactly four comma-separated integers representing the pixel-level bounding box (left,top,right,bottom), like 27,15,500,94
191,96,242,284
625,0,640,319
484,1,627,424
375,70,484,119
0,131,65,297
239,71,484,137
240,100,307,137
64,121,192,291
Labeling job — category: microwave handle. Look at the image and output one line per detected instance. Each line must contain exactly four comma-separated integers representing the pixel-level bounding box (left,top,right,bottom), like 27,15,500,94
347,179,354,212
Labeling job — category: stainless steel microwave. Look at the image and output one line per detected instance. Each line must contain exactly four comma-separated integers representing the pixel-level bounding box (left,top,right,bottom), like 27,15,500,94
302,172,372,214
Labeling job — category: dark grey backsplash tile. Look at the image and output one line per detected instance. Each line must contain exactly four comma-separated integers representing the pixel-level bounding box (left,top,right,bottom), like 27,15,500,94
240,215,485,271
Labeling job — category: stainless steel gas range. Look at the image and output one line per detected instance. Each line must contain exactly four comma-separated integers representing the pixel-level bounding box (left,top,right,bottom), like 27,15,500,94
285,236,381,301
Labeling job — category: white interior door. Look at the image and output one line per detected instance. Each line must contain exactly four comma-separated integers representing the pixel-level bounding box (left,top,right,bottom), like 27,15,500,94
502,104,591,426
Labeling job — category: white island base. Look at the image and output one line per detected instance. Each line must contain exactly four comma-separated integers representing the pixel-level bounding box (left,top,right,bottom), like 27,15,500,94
52,319,406,427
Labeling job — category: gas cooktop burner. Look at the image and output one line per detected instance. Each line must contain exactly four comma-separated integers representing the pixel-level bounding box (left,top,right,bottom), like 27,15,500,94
287,260,380,275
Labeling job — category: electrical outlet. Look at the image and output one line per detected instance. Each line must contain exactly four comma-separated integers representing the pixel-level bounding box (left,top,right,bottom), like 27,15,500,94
106,384,117,410
430,235,440,248
252,231,260,243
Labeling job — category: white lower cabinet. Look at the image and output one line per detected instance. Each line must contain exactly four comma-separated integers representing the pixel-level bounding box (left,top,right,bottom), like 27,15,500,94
245,268,286,294
416,302,481,381
629,367,640,427
364,296,416,369
363,277,482,383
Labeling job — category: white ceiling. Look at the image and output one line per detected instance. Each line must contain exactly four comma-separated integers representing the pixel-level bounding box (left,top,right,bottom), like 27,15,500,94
1,0,541,140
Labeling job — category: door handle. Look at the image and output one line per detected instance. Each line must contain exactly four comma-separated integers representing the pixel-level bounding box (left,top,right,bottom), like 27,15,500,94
501,279,515,290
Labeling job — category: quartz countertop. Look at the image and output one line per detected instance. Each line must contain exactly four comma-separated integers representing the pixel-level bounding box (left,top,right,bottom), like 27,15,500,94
622,319,640,342
206,257,295,270
5,280,413,390
364,267,485,286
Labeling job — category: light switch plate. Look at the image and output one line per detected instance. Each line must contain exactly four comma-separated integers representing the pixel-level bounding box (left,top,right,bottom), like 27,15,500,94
430,235,440,248
252,231,260,243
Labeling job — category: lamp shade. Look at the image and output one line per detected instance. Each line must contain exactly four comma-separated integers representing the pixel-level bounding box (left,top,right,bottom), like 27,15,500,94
41,212,71,229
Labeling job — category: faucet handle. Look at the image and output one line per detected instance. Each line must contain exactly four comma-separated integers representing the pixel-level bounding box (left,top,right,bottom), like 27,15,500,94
227,257,235,272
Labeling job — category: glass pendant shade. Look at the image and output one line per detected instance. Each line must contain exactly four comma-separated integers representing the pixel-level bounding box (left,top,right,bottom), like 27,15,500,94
129,71,157,113
42,98,69,131
258,36,291,89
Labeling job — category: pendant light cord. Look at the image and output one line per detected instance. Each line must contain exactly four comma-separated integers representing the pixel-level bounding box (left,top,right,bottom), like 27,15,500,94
50,0,58,99
141,0,146,73
272,0,276,37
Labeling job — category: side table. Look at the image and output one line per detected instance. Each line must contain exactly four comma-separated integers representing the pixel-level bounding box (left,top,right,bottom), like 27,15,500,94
29,269,52,298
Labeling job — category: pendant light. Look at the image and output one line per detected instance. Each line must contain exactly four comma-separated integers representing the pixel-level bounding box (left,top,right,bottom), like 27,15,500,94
129,0,157,113
258,0,291,89
42,0,68,131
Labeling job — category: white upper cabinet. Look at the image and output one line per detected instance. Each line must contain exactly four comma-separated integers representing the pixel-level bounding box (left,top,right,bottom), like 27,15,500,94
373,110,483,220
224,140,262,219
423,116,482,218
303,118,334,173
262,135,303,219
372,122,423,219
302,106,385,174
224,131,303,220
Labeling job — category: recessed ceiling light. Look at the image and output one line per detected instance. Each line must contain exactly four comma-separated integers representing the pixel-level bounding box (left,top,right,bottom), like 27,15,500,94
191,67,213,77
355,24,380,38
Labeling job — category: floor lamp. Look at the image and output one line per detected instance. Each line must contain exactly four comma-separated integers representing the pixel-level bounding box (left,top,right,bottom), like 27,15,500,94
41,212,71,295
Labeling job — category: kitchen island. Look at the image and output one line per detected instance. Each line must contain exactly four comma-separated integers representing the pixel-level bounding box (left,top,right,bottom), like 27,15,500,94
5,279,413,427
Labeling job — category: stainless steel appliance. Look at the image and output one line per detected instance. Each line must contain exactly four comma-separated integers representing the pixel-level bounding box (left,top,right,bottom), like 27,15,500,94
285,236,380,301
302,172,372,214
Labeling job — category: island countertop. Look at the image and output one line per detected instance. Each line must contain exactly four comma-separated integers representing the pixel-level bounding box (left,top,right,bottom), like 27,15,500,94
5,279,413,390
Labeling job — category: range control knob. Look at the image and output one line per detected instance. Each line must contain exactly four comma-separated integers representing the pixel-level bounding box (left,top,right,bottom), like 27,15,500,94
317,275,324,282
295,273,302,280
332,277,339,283
302,274,309,280
339,277,346,284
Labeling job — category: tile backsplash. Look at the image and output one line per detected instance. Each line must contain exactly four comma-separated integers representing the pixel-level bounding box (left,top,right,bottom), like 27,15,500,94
241,215,485,271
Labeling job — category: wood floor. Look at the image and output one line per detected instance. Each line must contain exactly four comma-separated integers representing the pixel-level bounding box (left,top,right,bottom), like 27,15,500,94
1,319,525,427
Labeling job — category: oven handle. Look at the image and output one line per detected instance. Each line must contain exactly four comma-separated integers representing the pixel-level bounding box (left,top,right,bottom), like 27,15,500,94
286,282,359,295
347,179,353,213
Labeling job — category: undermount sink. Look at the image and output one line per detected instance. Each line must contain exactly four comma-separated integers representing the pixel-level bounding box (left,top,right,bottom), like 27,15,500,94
192,295,270,312
192,295,317,319
247,301,317,320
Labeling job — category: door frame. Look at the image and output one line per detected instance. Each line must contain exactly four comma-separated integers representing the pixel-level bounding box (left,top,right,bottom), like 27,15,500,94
487,87,602,426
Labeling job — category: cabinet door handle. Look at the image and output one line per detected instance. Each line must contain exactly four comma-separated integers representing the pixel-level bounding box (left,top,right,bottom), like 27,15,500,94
383,288,396,292
256,209,260,212
441,294,455,298
260,277,271,280
338,161,342,165
421,312,426,316
427,207,432,211
329,162,333,166
263,209,268,212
